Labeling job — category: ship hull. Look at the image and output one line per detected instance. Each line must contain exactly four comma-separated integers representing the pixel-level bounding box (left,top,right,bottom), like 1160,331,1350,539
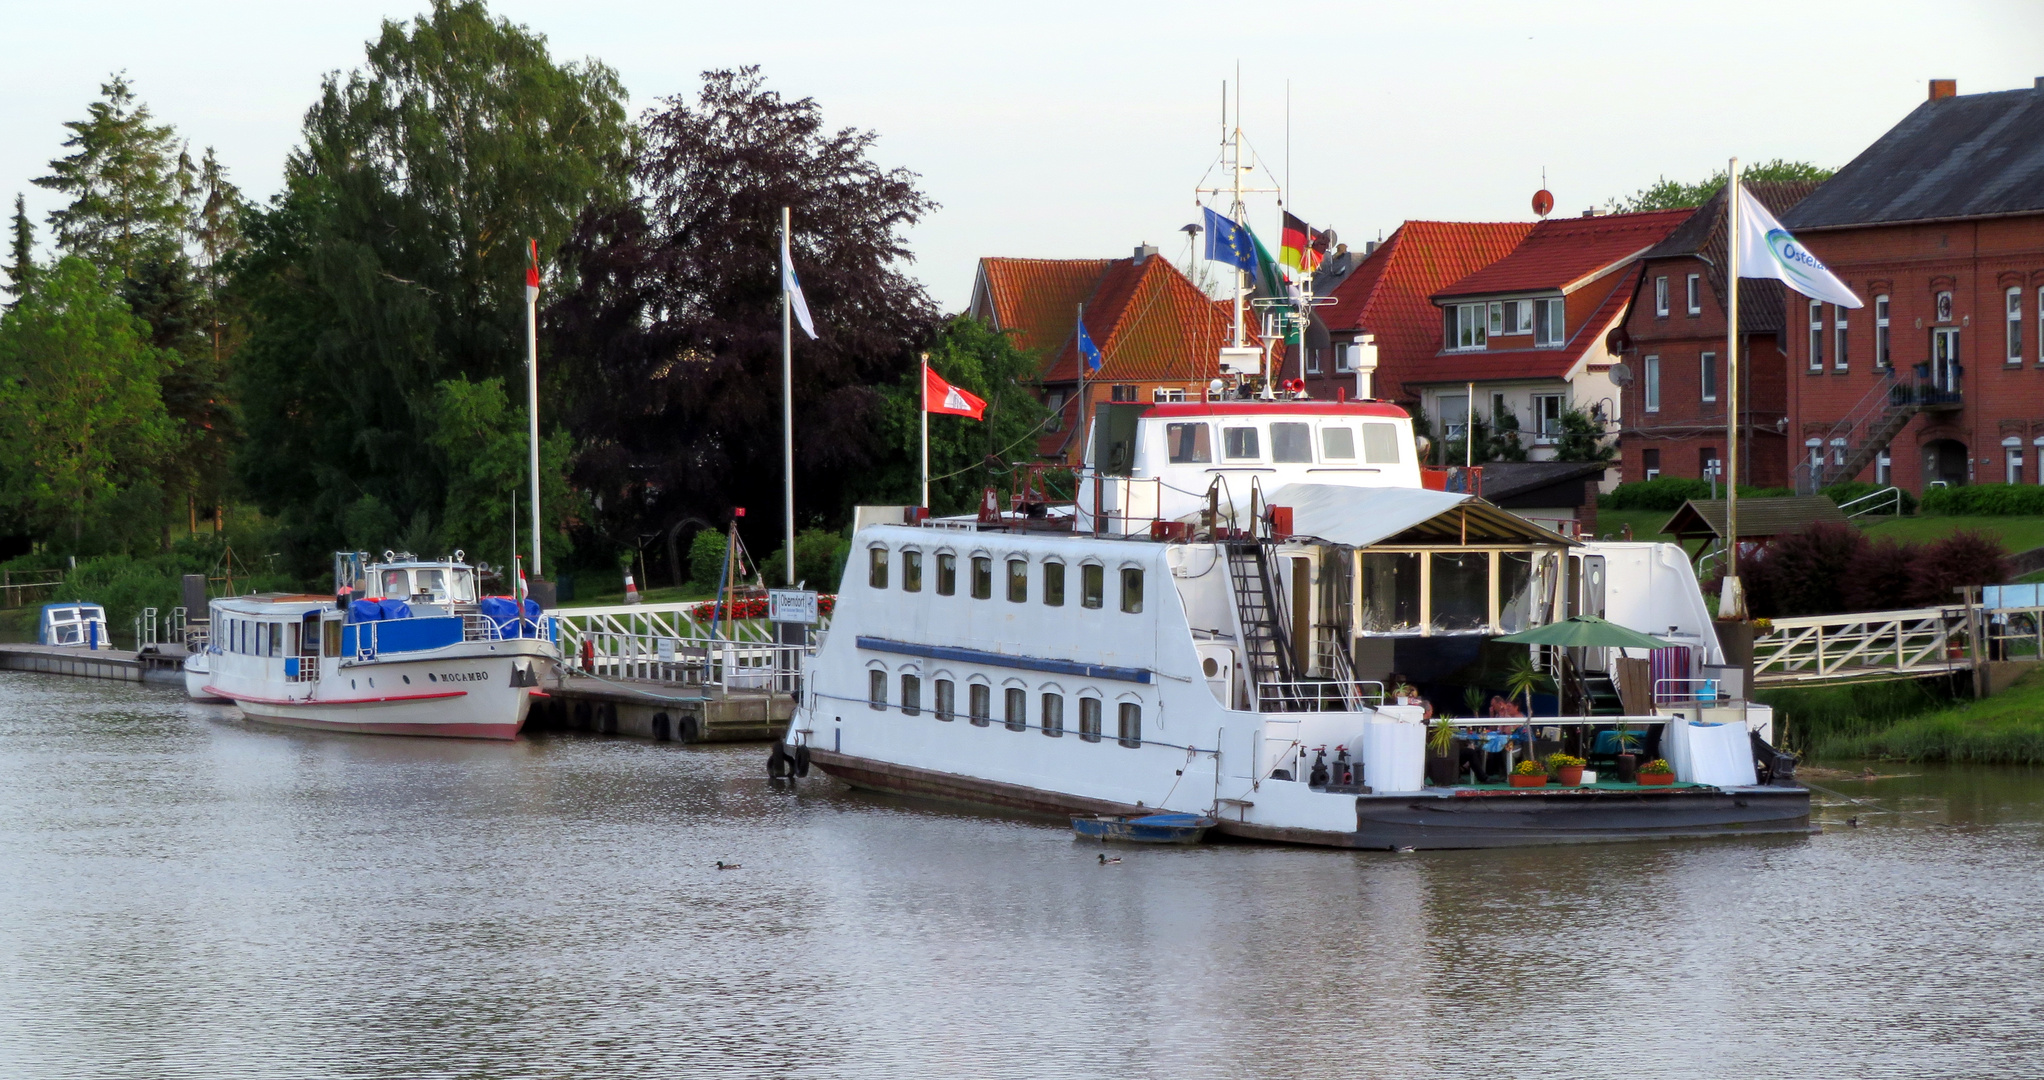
208,641,553,742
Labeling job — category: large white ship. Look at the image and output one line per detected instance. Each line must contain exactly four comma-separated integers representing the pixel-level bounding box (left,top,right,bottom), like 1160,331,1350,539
783,397,1809,849
188,552,557,739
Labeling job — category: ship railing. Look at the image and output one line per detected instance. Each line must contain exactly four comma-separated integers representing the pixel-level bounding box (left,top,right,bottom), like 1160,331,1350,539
1653,677,1726,705
567,628,815,693
284,656,319,683
1255,679,1385,713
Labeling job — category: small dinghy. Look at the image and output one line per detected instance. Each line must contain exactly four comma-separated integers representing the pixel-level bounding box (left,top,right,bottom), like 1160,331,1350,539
1071,812,1216,845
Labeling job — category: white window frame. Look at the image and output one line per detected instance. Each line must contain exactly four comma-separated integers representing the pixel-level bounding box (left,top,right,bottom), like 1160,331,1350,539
1487,301,1504,337
1686,274,1701,315
1642,448,1661,481
1700,351,1718,403
1834,304,1849,371
2005,438,2024,485
1305,347,1322,375
1642,354,1660,413
1531,393,1565,442
1806,438,1823,476
1808,300,1824,371
2008,287,2024,365
1512,300,1535,335
1654,276,1669,317
1875,295,1891,369
1831,437,1847,467
1450,303,1487,350
1334,343,1355,372
1151,387,1186,403
2034,438,2044,485
1876,449,1892,487
1535,297,1565,347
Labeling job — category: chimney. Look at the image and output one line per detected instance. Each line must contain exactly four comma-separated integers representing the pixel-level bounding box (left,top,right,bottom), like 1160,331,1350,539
1132,242,1158,264
2036,76,2044,91
1363,240,1379,256
1581,207,1603,218
1929,79,1957,101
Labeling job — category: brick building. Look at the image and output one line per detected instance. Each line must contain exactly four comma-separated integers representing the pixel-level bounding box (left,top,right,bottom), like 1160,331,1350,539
1777,79,2044,493
1614,183,1819,487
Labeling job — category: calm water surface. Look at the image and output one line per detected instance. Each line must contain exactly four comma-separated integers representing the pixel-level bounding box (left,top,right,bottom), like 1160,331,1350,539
2,670,2042,1079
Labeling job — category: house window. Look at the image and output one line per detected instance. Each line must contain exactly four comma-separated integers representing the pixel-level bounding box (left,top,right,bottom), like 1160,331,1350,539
1512,300,1535,334
1535,298,1565,346
1875,295,1891,369
1117,702,1143,748
1321,426,1355,460
1935,290,1953,323
935,678,955,721
1166,422,1212,463
1654,276,1669,317
1831,438,1847,467
1532,394,1564,440
1700,351,1718,403
969,683,991,727
868,546,888,589
1120,568,1144,613
1448,303,1487,350
1007,557,1028,602
1305,348,1321,375
1044,391,1064,432
1438,394,1468,441
1110,384,1137,403
1806,438,1823,478
1081,564,1104,609
1005,687,1027,732
1808,301,1824,371
1876,450,1892,487
1271,422,1313,463
1933,327,1961,391
1078,696,1102,743
1487,301,1504,336
900,673,922,716
971,556,993,599
902,550,922,593
936,553,956,596
1335,343,1356,372
1040,692,1064,736
1686,274,1701,315
1044,560,1066,606
1834,305,1849,370
2007,441,2025,484
1643,355,1660,412
1222,426,1260,460
2038,288,2044,364
1152,387,1186,403
1642,448,1661,481
2035,439,2044,485
868,669,887,710
2008,287,2024,364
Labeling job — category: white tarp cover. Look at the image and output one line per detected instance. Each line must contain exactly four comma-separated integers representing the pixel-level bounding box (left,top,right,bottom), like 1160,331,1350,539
1358,717,1427,793
1190,483,1472,549
1664,719,1758,787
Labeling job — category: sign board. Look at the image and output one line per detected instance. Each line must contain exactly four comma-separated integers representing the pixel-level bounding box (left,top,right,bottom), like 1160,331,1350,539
768,589,819,625
1218,346,1262,375
657,637,676,662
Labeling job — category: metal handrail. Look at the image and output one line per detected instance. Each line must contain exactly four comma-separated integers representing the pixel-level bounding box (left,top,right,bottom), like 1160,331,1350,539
1255,679,1384,713
1838,485,1905,519
568,628,814,692
1653,677,1725,704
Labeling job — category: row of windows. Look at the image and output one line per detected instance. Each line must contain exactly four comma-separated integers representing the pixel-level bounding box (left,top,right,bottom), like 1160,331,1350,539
869,548,1144,613
1652,274,1706,319
1162,419,1402,466
866,669,1143,747
1446,297,1566,350
1802,289,2044,373
225,617,288,657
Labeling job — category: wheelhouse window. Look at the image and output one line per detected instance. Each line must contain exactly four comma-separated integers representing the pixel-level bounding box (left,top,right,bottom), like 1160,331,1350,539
1117,702,1142,748
971,556,993,599
381,569,409,598
1686,274,1701,315
968,683,991,727
1043,561,1065,606
937,553,956,595
1040,692,1064,737
1835,305,1849,370
414,568,447,598
868,669,886,710
1005,687,1027,732
1120,568,1144,613
1270,422,1312,463
1875,295,1891,368
1700,352,1718,403
1321,426,1356,461
1361,423,1401,464
902,550,923,593
868,547,888,589
1808,301,1824,371
2009,287,2025,364
935,678,955,721
1006,558,1028,603
1166,422,1211,463
1078,697,1103,742
1081,564,1104,609
900,674,922,716
1643,355,1660,413
1222,426,1260,460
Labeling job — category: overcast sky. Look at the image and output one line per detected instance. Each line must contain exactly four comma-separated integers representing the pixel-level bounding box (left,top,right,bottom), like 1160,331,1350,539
3,0,2040,311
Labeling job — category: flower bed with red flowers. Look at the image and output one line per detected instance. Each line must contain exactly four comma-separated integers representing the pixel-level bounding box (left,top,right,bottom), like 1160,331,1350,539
688,594,835,622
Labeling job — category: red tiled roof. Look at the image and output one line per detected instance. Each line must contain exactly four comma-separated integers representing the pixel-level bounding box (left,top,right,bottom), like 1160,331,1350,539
1433,209,1689,300
973,257,1113,356
1407,266,1642,386
1040,256,1257,383
1320,220,1534,401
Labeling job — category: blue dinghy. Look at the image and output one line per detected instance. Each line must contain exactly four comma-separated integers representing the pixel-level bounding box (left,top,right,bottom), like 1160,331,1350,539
1071,812,1216,845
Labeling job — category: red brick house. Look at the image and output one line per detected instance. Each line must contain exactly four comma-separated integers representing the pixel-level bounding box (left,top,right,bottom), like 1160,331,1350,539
1778,79,2044,494
1613,182,1819,487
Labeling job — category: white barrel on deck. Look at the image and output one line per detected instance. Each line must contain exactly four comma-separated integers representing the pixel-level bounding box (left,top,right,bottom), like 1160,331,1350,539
1359,716,1426,793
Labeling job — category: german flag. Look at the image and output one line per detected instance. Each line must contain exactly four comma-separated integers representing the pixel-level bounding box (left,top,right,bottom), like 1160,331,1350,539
1279,211,1323,273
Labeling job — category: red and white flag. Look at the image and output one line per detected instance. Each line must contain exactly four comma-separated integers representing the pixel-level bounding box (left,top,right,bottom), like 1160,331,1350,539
525,239,540,301
924,366,987,420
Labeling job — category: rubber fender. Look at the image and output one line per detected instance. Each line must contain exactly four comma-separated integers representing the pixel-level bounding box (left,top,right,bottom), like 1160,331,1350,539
600,702,618,735
766,743,792,778
574,701,593,730
794,743,811,777
678,714,701,743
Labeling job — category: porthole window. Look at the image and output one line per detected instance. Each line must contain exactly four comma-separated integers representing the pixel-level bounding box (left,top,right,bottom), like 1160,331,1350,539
1081,564,1104,609
900,674,922,716
1120,567,1144,613
868,546,889,590
1117,702,1142,748
868,669,887,710
1040,692,1064,737
1078,697,1103,742
1007,558,1028,603
971,556,993,599
1004,687,1027,731
969,683,992,727
902,550,923,593
936,552,956,596
934,678,955,721
1043,560,1066,606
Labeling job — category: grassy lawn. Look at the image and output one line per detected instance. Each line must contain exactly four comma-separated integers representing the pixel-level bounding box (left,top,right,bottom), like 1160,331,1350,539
1591,508,1682,543
1817,667,2044,764
1860,515,2044,554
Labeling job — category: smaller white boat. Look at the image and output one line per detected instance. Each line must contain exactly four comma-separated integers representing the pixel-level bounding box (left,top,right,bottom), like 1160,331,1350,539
38,602,110,648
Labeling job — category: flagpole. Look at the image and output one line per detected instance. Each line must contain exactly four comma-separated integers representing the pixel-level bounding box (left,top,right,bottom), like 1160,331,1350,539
781,206,796,587
1075,302,1086,464
1721,159,1746,620
524,240,542,581
920,351,930,510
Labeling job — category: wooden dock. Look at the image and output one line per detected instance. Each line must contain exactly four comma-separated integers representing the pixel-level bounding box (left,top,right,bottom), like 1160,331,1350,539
530,675,795,743
0,642,187,686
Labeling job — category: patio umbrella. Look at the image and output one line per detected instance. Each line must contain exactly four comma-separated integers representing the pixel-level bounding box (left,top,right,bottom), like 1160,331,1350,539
1493,615,1676,651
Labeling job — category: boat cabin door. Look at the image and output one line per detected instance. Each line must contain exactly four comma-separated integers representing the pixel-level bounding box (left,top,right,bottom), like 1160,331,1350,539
1573,554,1609,672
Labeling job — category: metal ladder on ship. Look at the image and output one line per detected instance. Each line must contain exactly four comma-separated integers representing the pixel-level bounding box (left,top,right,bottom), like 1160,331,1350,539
1226,542,1300,710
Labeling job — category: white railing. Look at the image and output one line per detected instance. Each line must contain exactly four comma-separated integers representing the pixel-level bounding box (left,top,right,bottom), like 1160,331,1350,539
1256,679,1384,713
1752,606,1970,684
552,600,834,648
1838,485,1907,519
564,629,812,693
1653,677,1725,704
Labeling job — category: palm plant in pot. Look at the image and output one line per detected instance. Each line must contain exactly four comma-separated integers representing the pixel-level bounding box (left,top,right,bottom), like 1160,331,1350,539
1638,758,1675,786
1425,717,1459,787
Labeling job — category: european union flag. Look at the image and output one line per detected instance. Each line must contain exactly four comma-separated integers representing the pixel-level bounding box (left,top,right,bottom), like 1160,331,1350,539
1077,312,1104,371
1203,206,1256,272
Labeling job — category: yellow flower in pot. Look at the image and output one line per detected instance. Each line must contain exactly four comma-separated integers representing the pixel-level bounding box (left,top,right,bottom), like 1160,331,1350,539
1509,758,1548,789
1547,753,1587,786
1638,758,1675,787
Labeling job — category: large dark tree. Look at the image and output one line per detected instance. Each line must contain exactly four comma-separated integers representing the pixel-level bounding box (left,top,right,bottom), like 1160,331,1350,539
550,67,938,574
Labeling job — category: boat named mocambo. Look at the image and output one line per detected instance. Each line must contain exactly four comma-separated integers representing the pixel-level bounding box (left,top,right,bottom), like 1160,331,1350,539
186,552,557,739
785,398,1810,849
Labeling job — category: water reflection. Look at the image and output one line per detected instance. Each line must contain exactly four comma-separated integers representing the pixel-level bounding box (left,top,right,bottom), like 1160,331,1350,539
1,670,2040,1078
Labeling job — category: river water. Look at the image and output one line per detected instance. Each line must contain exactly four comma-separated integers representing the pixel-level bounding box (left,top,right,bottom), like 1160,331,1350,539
2,672,2041,1079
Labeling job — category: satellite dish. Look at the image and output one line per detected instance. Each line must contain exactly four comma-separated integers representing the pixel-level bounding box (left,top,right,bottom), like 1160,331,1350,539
1532,189,1554,218
1609,362,1634,388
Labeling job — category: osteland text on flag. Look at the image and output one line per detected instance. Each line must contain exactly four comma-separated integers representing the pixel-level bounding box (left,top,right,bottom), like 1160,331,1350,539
781,229,818,338
923,366,987,420
1202,206,1256,272
1735,185,1862,309
1076,312,1105,372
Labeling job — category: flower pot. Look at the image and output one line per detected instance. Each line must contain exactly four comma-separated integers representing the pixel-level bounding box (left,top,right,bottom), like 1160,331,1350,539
1557,765,1584,786
1614,753,1638,784
1425,751,1459,787
1638,771,1674,786
1508,773,1548,788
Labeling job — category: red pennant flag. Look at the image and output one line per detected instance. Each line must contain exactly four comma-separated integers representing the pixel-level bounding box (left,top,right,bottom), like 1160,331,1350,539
924,366,987,420
526,238,540,291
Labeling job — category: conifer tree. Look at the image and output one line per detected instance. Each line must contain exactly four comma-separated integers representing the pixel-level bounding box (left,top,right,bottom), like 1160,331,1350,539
3,195,33,300
34,74,189,280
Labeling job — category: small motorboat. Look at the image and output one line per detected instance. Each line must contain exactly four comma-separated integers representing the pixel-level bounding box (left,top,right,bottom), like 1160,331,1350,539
1071,812,1216,845
39,602,109,648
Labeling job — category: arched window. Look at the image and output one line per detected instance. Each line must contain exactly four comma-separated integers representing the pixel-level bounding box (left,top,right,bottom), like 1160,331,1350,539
1043,560,1066,606
1080,563,1104,609
902,549,923,593
1117,701,1143,748
1120,567,1144,613
971,555,993,599
934,676,956,721
968,681,992,727
1004,685,1027,731
936,552,957,595
900,672,922,716
1006,557,1028,603
868,667,887,710
868,546,888,589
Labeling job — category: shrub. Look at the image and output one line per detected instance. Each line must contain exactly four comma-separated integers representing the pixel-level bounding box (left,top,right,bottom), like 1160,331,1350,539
760,529,851,591
1761,522,1866,617
1821,481,1916,515
1600,478,1791,511
1919,483,2044,517
1910,529,2009,604
689,529,734,588
1845,537,1919,613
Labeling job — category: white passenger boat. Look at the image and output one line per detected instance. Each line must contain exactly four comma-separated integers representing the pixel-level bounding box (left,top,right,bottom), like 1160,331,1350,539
189,552,557,739
784,397,1809,849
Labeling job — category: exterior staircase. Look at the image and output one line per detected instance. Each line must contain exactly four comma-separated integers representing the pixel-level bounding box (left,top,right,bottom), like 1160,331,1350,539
1226,543,1299,708
1797,368,1962,493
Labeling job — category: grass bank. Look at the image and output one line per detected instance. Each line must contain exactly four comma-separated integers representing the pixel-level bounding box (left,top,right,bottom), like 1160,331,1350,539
1814,668,2044,764
1758,676,1962,757
1860,515,2044,554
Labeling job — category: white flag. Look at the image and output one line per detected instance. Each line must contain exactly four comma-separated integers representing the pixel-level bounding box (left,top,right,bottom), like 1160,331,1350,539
1736,185,1861,309
781,230,818,339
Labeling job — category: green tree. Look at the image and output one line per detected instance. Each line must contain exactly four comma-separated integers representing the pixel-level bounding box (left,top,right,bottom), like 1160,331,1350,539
426,375,580,574
233,0,631,566
869,315,1050,514
1553,406,1617,464
4,195,33,300
35,74,191,280
1607,159,1835,214
0,257,175,542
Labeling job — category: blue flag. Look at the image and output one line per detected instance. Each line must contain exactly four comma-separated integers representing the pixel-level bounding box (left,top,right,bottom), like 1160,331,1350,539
1203,206,1256,272
1076,312,1104,372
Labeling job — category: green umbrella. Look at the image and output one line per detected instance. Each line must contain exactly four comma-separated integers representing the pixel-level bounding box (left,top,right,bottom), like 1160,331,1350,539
1493,615,1676,651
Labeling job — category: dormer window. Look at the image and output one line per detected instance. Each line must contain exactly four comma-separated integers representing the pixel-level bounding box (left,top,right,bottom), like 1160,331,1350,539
1534,298,1565,346
1447,303,1487,350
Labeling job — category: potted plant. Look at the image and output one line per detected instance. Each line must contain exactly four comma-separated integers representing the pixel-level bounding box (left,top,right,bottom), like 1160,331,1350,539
1425,719,1460,787
1548,753,1586,786
1609,726,1640,783
1508,758,1548,788
1638,758,1675,786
